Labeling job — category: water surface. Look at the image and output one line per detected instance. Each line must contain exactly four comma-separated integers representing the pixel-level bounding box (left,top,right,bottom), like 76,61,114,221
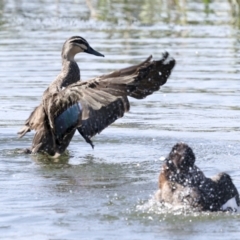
0,0,240,239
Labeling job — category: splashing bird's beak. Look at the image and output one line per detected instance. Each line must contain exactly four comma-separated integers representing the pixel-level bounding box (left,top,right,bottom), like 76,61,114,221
85,45,104,57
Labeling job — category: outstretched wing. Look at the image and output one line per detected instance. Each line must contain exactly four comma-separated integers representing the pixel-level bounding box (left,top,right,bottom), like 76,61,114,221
77,95,129,148
44,75,133,145
44,52,175,146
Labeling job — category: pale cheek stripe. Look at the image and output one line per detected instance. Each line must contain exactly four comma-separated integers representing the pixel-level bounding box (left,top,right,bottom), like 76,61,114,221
79,44,87,50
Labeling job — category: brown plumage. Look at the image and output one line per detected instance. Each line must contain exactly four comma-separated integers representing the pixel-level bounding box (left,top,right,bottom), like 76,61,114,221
18,36,176,157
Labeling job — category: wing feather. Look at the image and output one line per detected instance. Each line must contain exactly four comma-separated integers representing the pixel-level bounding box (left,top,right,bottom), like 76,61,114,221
41,52,175,146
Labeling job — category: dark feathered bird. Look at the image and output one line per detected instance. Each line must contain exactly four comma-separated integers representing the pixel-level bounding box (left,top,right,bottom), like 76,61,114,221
157,143,240,211
18,36,176,157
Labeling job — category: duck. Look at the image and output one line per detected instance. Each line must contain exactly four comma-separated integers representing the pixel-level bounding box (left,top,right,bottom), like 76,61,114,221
18,36,176,157
156,143,240,211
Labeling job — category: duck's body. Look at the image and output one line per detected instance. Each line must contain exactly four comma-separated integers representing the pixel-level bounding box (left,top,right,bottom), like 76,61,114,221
157,143,240,211
19,36,176,157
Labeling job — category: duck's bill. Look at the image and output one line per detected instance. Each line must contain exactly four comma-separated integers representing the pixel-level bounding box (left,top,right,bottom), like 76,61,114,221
85,46,104,57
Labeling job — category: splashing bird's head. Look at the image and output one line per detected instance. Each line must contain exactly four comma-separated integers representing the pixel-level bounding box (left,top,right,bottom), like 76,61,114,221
166,142,196,172
61,36,104,60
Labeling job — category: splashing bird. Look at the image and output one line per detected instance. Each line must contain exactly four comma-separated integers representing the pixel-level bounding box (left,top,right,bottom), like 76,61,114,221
157,143,240,211
18,36,176,157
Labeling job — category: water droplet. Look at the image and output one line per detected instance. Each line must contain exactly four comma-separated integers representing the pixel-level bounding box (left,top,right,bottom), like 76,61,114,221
159,156,165,161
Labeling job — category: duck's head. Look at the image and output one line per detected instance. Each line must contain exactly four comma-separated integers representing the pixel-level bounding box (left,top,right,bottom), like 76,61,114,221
61,36,104,61
166,142,195,173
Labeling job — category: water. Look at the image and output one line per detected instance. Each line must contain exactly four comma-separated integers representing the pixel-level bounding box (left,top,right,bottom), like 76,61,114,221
0,0,240,239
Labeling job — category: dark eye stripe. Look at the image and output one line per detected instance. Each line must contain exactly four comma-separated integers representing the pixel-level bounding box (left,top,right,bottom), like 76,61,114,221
69,36,88,46
75,39,87,45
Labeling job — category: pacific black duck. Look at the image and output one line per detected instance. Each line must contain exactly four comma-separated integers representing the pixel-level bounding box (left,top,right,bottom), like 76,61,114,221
18,36,176,157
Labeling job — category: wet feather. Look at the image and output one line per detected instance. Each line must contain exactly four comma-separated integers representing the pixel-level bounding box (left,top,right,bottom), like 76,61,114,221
18,36,176,156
